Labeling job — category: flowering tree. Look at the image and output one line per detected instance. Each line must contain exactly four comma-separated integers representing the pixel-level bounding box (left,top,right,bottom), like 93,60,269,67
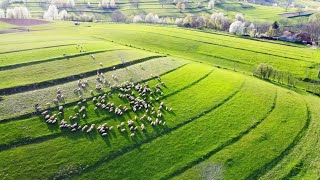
235,13,245,22
0,9,4,18
43,5,59,20
229,21,245,35
6,6,31,19
208,0,215,9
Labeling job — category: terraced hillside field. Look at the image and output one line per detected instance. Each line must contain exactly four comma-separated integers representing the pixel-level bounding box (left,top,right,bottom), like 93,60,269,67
0,22,320,179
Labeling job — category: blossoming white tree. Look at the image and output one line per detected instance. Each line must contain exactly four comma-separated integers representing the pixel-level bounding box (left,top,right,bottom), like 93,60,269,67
208,0,215,9
229,20,245,35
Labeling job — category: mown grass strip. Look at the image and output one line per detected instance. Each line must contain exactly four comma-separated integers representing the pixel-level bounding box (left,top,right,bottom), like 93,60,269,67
0,60,185,124
0,49,126,71
0,55,164,95
0,44,76,55
0,44,77,54
133,29,313,64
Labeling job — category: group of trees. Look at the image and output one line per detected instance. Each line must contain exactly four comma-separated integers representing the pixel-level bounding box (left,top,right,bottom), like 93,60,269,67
304,13,320,45
254,63,297,87
174,12,257,36
112,12,176,24
229,14,246,34
99,0,117,9
43,5,93,22
109,11,175,24
43,5,67,20
51,0,75,8
175,12,231,30
0,6,31,19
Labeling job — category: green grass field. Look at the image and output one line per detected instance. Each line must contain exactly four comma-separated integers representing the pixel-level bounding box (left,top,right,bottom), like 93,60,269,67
0,21,320,180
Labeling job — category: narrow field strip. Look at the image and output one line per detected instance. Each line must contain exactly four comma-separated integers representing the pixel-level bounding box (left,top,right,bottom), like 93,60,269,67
175,89,307,180
92,27,314,80
131,29,313,64
0,40,124,67
75,78,277,180
0,49,127,71
0,64,212,151
0,55,163,95
160,27,313,60
0,57,185,121
0,69,243,179
0,44,76,55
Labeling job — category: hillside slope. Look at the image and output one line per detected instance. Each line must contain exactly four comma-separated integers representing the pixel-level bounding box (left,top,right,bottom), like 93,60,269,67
0,23,320,179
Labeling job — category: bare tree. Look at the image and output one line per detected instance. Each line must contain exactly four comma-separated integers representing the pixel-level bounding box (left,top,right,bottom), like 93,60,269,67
302,13,320,45
111,10,127,22
176,2,185,12
159,0,170,7
281,0,294,11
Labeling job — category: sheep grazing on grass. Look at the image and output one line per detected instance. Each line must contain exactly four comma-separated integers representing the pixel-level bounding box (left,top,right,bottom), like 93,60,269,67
130,133,135,137
121,128,126,132
86,124,95,133
96,85,102,91
90,54,95,60
41,110,49,116
53,99,59,104
79,106,86,113
141,124,146,131
82,125,88,131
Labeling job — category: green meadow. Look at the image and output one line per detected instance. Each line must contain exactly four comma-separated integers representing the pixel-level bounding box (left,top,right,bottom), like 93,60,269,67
0,19,319,180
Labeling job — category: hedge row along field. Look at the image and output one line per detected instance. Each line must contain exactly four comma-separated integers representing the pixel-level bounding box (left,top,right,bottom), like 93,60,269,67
0,22,320,179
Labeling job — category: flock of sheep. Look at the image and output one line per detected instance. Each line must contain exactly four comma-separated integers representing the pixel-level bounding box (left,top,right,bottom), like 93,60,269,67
39,71,173,139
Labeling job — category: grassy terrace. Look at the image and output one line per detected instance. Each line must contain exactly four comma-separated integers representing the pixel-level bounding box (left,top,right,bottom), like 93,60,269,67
0,66,243,179
0,57,185,120
0,61,202,145
77,76,278,179
84,24,320,90
0,48,157,89
0,40,124,67
0,22,320,179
